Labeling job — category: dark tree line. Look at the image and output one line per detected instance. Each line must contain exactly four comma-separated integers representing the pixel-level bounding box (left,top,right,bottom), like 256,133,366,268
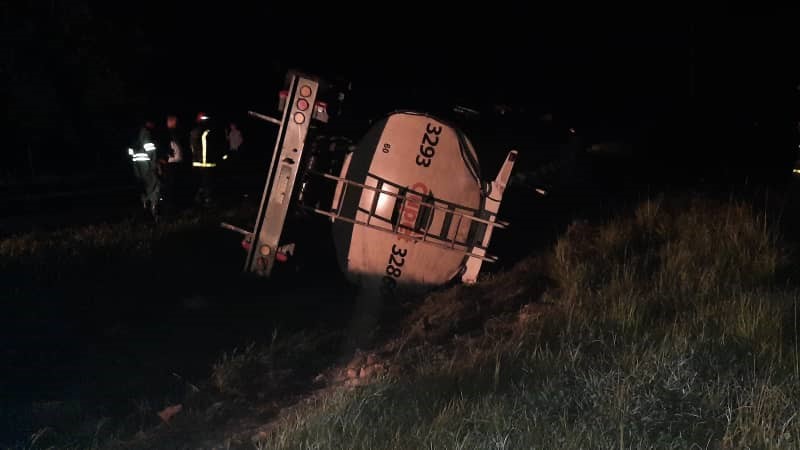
2,1,155,183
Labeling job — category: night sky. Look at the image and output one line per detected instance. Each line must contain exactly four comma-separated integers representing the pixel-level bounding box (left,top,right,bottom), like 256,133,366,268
3,4,799,186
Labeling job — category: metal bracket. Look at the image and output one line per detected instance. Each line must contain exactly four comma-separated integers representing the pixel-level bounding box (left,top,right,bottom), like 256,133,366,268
461,150,517,284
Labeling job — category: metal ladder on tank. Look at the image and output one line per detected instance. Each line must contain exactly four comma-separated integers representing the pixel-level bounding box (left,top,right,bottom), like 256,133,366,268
301,153,516,265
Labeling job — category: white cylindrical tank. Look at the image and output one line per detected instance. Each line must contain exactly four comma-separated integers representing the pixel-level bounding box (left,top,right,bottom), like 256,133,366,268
331,111,487,297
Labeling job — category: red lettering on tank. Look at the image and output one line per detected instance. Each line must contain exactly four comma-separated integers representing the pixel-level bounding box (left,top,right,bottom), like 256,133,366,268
398,182,430,242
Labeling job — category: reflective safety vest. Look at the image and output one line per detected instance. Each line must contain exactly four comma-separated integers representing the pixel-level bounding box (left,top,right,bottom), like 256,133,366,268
192,128,217,168
129,128,157,163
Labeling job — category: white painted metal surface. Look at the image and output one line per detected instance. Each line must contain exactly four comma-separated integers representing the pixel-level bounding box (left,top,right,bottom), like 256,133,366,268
244,72,320,277
329,111,516,296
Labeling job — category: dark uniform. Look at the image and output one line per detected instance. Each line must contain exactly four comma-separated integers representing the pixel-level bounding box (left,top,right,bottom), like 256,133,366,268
190,113,223,206
163,115,191,210
129,121,161,217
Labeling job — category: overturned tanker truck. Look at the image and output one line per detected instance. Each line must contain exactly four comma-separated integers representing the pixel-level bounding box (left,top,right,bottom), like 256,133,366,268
224,70,518,298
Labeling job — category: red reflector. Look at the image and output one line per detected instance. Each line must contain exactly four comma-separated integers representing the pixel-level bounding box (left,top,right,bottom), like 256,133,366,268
315,101,327,110
276,252,288,262
297,98,309,111
279,90,288,98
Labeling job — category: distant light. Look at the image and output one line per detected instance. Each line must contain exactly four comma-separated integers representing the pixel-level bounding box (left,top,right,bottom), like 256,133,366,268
128,148,134,156
144,143,156,151
454,105,480,116
569,128,576,134
199,115,209,121
793,169,800,175
222,154,228,160
293,112,306,124
300,85,312,97
535,188,547,196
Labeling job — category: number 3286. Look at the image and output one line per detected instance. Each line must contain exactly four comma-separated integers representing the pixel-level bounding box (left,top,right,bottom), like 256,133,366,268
381,244,407,295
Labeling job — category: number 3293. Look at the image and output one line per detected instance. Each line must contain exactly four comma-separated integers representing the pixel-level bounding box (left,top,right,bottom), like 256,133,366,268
416,123,442,167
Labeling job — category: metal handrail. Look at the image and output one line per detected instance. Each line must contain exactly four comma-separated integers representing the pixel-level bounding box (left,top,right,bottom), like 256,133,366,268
302,205,499,263
307,170,510,229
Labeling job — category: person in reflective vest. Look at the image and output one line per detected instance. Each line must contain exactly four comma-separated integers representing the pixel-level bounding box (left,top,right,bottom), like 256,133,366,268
128,119,161,218
190,112,222,206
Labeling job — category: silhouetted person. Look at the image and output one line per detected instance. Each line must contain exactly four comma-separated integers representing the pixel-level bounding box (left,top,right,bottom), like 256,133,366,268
163,114,190,211
190,112,223,206
128,119,161,219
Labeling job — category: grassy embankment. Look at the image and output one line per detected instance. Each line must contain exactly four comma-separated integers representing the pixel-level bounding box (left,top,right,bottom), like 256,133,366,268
7,195,800,449
248,196,800,450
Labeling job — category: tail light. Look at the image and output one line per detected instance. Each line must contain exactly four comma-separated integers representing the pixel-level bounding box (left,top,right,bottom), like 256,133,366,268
278,90,288,111
297,98,310,111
